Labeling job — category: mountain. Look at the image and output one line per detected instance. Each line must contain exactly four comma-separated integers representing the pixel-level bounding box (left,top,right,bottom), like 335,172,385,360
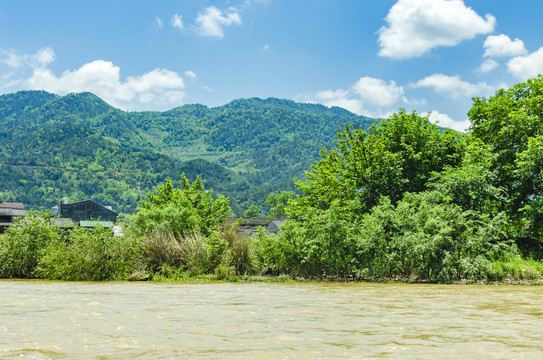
0,91,379,215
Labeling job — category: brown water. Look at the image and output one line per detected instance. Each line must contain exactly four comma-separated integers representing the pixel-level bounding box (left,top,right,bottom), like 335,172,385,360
0,281,542,359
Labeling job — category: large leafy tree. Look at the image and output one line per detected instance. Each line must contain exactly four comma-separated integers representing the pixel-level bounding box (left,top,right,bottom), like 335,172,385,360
133,175,230,237
291,109,466,217
468,75,543,234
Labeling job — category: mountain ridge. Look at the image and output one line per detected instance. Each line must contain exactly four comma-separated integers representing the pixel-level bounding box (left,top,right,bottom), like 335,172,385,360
0,90,380,214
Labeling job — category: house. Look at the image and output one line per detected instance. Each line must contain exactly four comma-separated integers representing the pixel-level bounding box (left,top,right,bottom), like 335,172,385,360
227,217,289,237
0,202,27,233
52,198,117,228
267,218,288,235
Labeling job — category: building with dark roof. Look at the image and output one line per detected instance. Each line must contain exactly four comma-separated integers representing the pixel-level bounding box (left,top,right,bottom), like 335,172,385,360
53,199,117,224
0,202,27,233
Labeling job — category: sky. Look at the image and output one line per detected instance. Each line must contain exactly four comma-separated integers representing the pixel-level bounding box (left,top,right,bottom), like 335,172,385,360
1,0,543,132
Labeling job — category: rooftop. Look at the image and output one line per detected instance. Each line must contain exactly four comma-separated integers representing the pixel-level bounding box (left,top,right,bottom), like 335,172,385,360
0,202,25,209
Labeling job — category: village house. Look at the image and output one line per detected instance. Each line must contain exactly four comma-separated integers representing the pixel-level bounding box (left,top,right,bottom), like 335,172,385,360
227,217,289,237
52,198,118,228
0,202,27,234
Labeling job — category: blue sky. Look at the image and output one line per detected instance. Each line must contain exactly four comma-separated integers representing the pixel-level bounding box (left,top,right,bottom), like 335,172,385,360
1,0,543,131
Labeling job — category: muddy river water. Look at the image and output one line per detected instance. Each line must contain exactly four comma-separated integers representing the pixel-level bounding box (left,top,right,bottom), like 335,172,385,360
0,281,542,359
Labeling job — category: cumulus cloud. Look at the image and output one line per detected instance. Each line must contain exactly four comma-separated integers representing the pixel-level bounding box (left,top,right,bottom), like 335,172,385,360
303,77,405,116
352,77,404,107
483,34,527,58
5,48,187,111
2,47,55,69
378,0,495,59
195,6,241,38
313,89,365,115
412,74,493,98
477,58,498,73
2,51,24,68
171,14,184,30
507,47,543,80
422,110,470,132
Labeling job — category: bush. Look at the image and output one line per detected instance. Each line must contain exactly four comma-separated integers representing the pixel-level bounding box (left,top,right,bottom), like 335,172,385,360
36,226,138,281
0,212,60,278
352,192,518,282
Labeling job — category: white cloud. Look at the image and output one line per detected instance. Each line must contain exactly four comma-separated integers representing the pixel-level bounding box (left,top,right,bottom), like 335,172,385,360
412,74,493,98
483,34,527,58
2,47,55,69
195,6,241,38
507,47,543,80
477,58,498,73
22,57,185,111
171,14,184,30
156,17,164,28
31,47,55,68
352,77,404,107
2,51,24,68
378,0,495,59
184,70,197,79
314,89,364,115
422,110,470,132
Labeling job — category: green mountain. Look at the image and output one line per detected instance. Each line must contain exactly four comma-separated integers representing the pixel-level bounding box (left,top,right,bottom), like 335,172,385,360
0,91,378,215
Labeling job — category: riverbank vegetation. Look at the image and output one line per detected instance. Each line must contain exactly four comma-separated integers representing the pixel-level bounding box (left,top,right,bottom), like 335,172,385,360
1,77,543,283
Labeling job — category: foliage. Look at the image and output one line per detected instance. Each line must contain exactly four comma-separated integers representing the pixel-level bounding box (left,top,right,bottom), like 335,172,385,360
0,91,378,215
292,110,465,218
468,75,543,230
139,230,227,276
0,212,60,278
427,139,502,213
36,226,138,281
133,175,230,237
2,78,543,283
219,226,255,275
352,192,515,282
243,204,262,218
264,191,295,218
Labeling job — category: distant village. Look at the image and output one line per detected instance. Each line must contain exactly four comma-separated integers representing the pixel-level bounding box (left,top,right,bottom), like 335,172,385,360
0,199,287,237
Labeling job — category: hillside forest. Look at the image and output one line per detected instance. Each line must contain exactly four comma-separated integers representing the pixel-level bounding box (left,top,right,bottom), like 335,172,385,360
0,91,375,215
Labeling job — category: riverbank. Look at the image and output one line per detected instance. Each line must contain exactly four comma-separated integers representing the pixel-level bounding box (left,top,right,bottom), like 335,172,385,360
1,212,542,284
141,271,543,286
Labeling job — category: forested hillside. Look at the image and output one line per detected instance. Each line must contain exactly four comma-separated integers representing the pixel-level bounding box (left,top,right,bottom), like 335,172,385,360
0,91,377,215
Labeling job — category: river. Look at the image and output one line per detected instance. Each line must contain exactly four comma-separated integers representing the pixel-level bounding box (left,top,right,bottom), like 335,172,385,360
0,281,542,359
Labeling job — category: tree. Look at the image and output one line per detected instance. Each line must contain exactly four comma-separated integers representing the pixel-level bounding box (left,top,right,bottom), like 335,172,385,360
291,109,466,218
133,175,230,237
265,191,295,218
243,204,261,218
468,75,543,235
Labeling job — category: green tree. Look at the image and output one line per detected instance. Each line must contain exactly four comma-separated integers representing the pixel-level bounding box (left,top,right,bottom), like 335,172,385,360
243,204,262,218
468,75,543,218
514,134,543,238
291,110,465,218
265,191,295,218
133,175,230,237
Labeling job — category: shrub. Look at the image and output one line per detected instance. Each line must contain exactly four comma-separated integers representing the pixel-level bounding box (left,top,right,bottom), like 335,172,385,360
353,192,518,282
36,226,138,281
0,212,60,278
